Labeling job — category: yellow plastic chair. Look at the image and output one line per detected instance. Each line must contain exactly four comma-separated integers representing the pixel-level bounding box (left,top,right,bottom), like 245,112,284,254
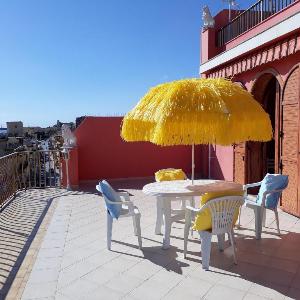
184,195,244,270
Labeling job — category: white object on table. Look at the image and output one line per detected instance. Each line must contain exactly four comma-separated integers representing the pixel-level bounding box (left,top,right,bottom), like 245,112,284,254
143,179,242,249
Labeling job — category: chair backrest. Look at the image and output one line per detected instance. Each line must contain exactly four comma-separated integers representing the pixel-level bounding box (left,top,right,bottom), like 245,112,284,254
201,196,244,235
96,180,122,219
155,168,187,182
257,174,289,209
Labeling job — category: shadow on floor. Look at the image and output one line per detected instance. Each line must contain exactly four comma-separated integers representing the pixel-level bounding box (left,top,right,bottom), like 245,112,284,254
111,221,300,298
0,189,70,298
77,177,154,195
184,228,300,298
111,239,191,274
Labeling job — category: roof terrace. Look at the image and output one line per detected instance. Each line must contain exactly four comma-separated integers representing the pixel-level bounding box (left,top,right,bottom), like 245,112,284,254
1,121,300,299
216,0,296,47
1,179,300,299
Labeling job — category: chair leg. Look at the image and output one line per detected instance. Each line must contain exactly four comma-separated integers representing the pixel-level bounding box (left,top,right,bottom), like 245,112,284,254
107,213,113,250
274,209,280,235
262,208,266,227
155,197,163,235
189,197,195,237
181,199,186,210
190,196,195,208
162,199,172,249
254,206,263,240
199,231,212,270
227,232,231,245
132,215,138,236
238,205,242,227
135,214,142,249
228,229,237,265
184,210,192,258
217,233,225,252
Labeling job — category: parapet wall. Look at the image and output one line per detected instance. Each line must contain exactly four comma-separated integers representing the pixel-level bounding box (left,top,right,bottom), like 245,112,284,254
65,116,204,186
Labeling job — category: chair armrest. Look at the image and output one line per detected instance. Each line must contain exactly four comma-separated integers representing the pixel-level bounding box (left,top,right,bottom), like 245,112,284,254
185,205,208,219
261,188,284,207
118,191,131,202
186,206,202,213
264,188,285,195
102,197,124,205
96,185,134,212
243,181,262,191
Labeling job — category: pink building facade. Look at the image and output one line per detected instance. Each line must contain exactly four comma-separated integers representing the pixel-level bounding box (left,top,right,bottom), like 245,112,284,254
200,0,300,216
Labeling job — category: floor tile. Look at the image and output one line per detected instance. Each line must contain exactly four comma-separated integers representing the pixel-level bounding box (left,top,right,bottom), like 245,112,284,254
203,284,246,300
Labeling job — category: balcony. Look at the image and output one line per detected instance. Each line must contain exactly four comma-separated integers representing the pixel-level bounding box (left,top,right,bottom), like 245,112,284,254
216,0,296,47
1,150,300,299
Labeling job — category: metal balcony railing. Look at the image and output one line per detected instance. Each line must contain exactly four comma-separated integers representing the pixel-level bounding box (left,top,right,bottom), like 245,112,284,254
216,0,296,47
0,150,62,208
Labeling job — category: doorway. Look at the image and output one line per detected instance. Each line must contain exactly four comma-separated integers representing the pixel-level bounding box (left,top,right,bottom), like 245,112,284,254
246,75,280,184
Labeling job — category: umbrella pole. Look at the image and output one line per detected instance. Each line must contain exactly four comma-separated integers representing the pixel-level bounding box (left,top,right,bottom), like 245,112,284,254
192,144,195,184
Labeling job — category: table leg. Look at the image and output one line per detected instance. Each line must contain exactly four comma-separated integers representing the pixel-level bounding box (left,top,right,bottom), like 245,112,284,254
162,198,171,249
155,196,163,235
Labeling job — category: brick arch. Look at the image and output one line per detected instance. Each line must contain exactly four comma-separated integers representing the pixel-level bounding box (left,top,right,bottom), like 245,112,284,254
250,69,283,105
251,73,275,105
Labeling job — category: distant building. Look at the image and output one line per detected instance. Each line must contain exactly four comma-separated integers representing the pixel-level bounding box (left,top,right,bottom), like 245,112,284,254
75,116,86,128
0,139,6,156
7,121,23,137
6,137,23,151
0,128,7,139
56,120,75,130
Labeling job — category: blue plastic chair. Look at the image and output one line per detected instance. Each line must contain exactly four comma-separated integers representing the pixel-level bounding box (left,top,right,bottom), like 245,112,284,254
96,182,142,250
239,174,288,239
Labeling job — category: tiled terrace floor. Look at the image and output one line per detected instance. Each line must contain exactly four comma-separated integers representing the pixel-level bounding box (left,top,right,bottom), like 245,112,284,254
2,178,300,300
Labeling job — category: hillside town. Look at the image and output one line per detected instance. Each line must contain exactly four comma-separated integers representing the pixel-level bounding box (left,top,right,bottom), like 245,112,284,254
0,119,78,157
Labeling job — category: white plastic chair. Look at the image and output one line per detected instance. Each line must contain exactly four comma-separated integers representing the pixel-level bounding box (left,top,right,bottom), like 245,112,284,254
240,181,287,239
184,196,244,270
96,185,142,250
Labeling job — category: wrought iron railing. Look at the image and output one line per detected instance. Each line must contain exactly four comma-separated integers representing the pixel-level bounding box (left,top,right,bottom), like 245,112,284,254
216,0,296,47
0,150,62,208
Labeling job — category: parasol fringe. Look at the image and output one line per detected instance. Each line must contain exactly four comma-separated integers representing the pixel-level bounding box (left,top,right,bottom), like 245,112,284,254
121,78,273,146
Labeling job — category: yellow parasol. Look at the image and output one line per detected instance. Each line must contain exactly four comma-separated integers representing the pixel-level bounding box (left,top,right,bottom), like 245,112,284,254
121,78,273,181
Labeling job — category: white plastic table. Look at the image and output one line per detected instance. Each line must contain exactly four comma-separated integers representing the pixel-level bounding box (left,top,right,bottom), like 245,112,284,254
143,179,243,249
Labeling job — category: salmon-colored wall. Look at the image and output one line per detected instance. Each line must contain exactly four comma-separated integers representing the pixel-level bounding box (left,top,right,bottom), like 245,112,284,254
209,145,234,181
195,144,234,181
71,117,203,183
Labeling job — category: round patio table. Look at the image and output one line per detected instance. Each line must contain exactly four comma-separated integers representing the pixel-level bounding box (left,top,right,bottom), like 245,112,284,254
143,179,243,249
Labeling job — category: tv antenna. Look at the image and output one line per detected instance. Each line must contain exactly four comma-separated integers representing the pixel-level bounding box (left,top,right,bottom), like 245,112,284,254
222,0,239,22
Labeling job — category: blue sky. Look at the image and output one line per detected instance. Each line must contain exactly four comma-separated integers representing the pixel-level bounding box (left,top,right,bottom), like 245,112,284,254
0,0,254,127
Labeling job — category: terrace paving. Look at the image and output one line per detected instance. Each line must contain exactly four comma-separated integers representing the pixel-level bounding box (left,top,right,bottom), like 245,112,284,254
1,178,300,299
